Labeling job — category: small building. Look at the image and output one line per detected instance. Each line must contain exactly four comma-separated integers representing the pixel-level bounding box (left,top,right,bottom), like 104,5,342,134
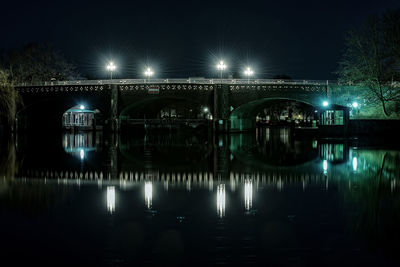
319,104,349,126
62,105,102,131
318,104,350,135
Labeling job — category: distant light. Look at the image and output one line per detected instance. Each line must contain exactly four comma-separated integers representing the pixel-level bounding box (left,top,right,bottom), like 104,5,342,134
144,67,154,78
352,157,357,171
314,110,318,113
106,61,116,71
322,101,329,107
323,159,328,173
216,60,227,71
244,67,254,77
352,102,359,108
80,105,85,110
80,149,85,160
203,107,209,113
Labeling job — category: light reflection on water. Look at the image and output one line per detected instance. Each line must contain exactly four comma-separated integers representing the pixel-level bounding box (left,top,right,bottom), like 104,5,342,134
145,181,153,209
1,129,400,265
106,186,115,214
216,184,226,218
244,179,253,211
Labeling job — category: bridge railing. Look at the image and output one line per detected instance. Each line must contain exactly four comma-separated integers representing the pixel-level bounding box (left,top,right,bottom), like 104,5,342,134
16,78,334,87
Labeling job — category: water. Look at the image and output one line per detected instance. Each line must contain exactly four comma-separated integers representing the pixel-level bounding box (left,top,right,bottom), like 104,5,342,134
1,128,400,266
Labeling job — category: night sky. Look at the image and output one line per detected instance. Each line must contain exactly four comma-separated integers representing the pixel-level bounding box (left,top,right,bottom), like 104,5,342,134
1,0,399,80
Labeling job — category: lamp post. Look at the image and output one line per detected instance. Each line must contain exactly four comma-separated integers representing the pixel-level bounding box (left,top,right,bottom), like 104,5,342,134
244,67,254,84
106,62,116,80
144,67,154,83
216,60,227,80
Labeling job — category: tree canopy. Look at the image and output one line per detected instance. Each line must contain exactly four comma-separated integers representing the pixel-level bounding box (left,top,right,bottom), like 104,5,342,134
2,43,79,84
0,69,19,128
337,9,400,116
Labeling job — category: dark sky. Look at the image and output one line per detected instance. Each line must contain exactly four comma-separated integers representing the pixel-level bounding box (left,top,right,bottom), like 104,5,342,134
1,0,399,79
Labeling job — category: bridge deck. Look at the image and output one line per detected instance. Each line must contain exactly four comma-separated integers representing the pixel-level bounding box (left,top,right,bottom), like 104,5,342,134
16,78,332,87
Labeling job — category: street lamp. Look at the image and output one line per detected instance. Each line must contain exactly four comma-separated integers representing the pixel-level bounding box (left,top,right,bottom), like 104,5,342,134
203,107,209,119
216,60,227,80
322,101,329,107
352,101,359,108
244,67,254,84
144,67,154,83
106,61,116,80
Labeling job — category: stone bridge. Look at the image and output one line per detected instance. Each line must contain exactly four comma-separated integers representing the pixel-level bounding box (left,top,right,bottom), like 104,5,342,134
15,79,357,132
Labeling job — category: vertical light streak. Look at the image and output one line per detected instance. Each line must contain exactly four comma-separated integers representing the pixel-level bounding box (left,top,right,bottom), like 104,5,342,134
217,184,226,218
145,182,153,209
244,179,253,211
107,186,115,214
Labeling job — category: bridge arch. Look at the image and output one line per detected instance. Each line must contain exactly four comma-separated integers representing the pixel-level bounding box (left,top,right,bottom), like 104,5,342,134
119,95,213,130
230,97,318,132
120,96,208,117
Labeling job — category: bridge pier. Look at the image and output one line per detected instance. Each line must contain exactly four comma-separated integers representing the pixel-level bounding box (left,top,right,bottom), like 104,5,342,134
106,134,118,179
230,117,256,132
213,134,230,181
106,84,120,132
213,84,230,132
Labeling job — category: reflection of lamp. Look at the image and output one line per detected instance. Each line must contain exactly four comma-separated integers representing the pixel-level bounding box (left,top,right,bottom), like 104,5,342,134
217,184,226,218
107,186,115,214
145,182,153,209
244,180,253,211
323,160,328,174
352,157,357,172
80,149,85,160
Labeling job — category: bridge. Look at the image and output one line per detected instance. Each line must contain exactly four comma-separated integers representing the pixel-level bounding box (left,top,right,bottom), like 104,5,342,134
15,78,358,132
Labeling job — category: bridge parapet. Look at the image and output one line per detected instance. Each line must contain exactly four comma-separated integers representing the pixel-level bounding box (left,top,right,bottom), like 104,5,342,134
15,78,334,87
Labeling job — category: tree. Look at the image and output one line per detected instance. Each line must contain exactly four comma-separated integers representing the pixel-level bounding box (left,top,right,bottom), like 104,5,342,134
337,11,400,117
0,69,19,129
4,43,79,84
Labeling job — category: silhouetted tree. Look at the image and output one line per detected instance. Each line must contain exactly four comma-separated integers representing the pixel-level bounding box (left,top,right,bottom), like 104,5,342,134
0,69,19,129
337,10,400,116
4,43,79,84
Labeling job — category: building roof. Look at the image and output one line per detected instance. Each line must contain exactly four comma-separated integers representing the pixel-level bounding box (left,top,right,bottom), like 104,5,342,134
65,106,98,113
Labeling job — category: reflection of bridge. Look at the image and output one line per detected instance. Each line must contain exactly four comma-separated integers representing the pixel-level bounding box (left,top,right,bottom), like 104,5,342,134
127,118,209,129
15,79,359,132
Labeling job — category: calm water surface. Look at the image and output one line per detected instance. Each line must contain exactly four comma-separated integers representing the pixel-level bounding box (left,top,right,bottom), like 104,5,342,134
1,128,400,266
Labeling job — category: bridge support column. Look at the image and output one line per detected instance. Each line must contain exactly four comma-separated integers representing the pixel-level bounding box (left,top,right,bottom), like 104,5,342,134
230,117,256,132
213,134,230,181
107,84,119,132
107,134,118,179
213,84,230,133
